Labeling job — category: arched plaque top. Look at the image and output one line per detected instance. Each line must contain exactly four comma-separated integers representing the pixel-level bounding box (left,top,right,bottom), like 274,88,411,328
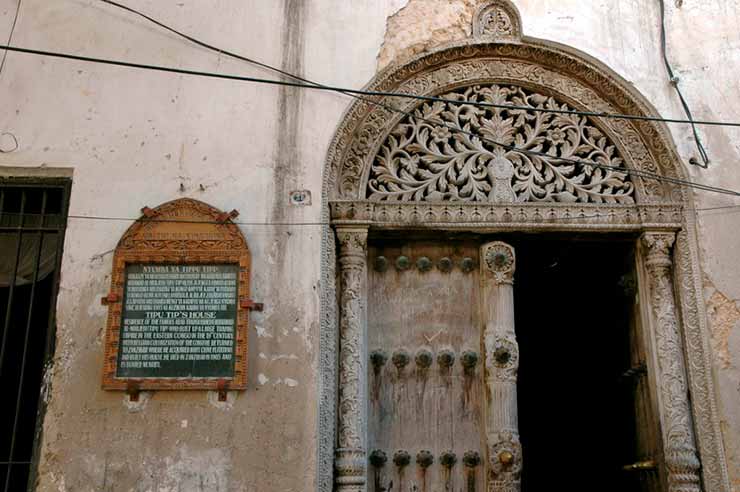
117,198,248,254
102,198,251,392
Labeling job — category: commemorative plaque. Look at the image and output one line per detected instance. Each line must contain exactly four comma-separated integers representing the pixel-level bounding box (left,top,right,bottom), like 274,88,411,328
102,198,253,391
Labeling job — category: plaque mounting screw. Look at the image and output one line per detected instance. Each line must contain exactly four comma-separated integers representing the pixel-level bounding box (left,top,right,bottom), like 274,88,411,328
140,206,159,218
240,298,264,311
100,293,120,305
217,379,229,402
216,209,239,223
125,381,141,402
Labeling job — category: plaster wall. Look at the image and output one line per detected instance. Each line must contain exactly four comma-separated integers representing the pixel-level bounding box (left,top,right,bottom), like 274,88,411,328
0,0,739,491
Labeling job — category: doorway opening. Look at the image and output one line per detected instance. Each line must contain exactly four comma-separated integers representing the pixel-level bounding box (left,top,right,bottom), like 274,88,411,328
514,237,661,492
0,179,70,492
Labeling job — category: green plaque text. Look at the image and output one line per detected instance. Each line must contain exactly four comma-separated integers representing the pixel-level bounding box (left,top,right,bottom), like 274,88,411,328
117,264,238,378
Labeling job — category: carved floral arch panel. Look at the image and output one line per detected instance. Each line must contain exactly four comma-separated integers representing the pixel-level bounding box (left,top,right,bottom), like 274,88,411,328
367,82,635,204
319,9,729,492
327,40,688,206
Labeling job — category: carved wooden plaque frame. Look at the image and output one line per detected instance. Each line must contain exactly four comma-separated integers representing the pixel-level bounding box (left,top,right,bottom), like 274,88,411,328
102,198,250,391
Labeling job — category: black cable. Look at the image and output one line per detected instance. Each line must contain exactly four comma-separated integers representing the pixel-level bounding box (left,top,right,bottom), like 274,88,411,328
1,42,738,199
42,3,740,130
1,199,738,231
658,0,710,167
91,1,740,198
98,0,314,89
0,0,22,75
693,204,740,212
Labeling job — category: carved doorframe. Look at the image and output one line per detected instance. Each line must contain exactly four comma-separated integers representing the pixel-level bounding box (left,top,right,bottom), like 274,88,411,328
318,6,729,491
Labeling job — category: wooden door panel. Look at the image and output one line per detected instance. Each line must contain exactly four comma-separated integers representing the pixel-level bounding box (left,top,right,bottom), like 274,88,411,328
368,241,484,492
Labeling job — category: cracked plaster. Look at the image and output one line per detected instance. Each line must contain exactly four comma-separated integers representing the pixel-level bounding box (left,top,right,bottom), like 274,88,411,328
378,0,479,70
705,277,740,370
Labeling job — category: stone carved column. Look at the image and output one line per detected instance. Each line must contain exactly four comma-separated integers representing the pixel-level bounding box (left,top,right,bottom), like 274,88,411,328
335,227,368,492
480,241,521,492
642,233,701,492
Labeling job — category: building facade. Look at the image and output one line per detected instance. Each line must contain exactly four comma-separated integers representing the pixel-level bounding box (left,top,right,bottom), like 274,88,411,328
1,1,740,491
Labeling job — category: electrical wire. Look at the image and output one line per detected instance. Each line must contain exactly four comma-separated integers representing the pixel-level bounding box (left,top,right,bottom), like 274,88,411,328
98,0,315,91
691,204,740,213
8,26,740,133
658,0,710,167
96,0,740,130
90,1,740,199
0,204,738,229
94,1,738,195
0,0,22,76
1,43,738,199
98,0,733,132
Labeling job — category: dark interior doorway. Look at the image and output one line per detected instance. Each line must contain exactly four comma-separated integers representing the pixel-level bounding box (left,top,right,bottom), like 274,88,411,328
514,237,652,492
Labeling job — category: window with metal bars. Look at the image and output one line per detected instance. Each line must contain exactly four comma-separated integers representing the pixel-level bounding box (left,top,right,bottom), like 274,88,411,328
0,178,70,492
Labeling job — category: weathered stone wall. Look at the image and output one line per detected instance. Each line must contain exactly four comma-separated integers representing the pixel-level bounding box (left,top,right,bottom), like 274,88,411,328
0,0,739,490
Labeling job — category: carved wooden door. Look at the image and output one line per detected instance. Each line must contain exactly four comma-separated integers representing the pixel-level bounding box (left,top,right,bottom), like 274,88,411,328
367,240,520,492
622,268,666,492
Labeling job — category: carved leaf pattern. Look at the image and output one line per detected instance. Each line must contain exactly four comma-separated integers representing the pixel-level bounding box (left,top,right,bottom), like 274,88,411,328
336,230,367,451
367,84,635,204
480,9,514,37
338,265,363,448
674,231,728,491
643,234,701,490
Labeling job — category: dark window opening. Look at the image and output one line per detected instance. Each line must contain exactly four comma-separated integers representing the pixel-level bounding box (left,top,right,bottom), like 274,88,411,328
514,238,662,492
0,180,70,492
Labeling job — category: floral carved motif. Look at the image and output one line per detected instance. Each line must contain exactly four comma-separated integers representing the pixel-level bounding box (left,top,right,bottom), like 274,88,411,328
483,241,516,284
335,228,368,492
118,198,247,252
674,230,731,490
479,10,513,38
488,431,522,492
489,336,519,383
642,233,701,492
480,241,521,492
473,0,522,41
368,84,635,204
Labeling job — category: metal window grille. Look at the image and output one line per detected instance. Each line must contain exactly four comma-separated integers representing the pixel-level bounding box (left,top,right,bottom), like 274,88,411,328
0,178,70,492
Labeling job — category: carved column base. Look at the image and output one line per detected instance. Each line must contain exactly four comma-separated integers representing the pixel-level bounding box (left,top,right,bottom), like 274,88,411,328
488,481,520,492
335,448,366,491
667,445,701,492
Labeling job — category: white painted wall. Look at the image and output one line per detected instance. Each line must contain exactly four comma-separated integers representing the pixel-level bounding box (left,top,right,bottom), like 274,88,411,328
0,0,739,490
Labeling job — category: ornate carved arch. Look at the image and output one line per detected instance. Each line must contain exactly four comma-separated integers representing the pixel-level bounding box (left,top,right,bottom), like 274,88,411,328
318,16,729,492
328,38,686,201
